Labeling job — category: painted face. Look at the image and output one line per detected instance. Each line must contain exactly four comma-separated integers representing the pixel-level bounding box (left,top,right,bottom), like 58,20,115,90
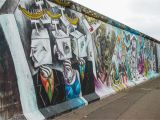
70,30,87,58
126,34,130,42
55,41,72,60
30,29,52,68
131,36,136,55
31,44,46,65
52,30,72,60
63,42,70,55
78,36,87,57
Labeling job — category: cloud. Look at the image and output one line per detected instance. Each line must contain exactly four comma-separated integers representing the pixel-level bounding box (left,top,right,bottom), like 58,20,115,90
129,0,160,16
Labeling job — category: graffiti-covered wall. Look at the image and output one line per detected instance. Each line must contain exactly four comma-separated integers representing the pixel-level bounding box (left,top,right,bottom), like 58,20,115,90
157,44,160,72
0,0,160,119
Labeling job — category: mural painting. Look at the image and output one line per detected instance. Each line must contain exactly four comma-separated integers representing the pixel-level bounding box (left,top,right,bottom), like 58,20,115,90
0,0,160,119
157,44,160,72
15,0,100,112
144,40,158,78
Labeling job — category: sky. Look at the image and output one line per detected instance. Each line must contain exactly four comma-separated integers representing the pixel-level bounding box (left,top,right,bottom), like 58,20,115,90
73,0,160,41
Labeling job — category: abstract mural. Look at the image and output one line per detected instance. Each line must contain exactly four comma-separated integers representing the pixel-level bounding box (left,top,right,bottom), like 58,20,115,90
0,0,160,119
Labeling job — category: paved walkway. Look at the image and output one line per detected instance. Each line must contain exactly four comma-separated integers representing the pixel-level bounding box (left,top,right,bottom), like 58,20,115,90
54,77,160,120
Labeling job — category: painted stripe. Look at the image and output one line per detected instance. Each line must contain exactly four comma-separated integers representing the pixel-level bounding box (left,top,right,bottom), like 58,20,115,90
112,85,120,92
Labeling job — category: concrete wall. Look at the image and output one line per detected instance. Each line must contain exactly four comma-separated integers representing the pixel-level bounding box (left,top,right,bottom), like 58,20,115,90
0,19,22,120
157,44,160,72
0,0,160,119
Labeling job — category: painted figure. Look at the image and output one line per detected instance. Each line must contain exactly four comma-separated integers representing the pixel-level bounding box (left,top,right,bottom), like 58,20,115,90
123,32,132,82
63,60,81,100
137,37,145,75
69,14,96,96
52,8,82,100
30,28,66,108
130,35,137,80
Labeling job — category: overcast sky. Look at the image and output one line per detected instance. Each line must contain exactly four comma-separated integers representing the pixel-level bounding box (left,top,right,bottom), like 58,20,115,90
73,0,160,41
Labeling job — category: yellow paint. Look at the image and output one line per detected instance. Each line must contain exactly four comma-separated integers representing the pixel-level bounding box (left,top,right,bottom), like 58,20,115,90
112,84,120,92
119,83,126,90
18,5,45,20
65,14,79,25
54,0,71,7
46,11,62,19
144,60,149,77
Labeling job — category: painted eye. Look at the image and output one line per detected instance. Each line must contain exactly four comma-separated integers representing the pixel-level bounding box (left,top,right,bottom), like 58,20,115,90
63,42,70,55
81,41,84,49
89,26,93,32
33,50,36,54
32,48,37,54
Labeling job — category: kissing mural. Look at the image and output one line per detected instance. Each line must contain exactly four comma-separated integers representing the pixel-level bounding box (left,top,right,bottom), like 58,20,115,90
0,0,160,119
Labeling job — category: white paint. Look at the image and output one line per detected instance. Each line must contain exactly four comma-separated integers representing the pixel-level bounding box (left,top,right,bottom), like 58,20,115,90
0,0,5,9
0,14,45,120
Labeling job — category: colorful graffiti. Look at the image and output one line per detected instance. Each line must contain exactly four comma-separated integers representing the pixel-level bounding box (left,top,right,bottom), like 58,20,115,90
0,0,160,119
157,44,160,72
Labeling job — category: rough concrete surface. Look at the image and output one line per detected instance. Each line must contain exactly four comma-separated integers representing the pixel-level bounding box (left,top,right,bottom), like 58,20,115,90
53,77,160,120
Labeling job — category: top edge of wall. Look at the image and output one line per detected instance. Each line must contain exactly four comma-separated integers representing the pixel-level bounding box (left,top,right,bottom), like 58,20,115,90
52,0,160,44
0,0,159,44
